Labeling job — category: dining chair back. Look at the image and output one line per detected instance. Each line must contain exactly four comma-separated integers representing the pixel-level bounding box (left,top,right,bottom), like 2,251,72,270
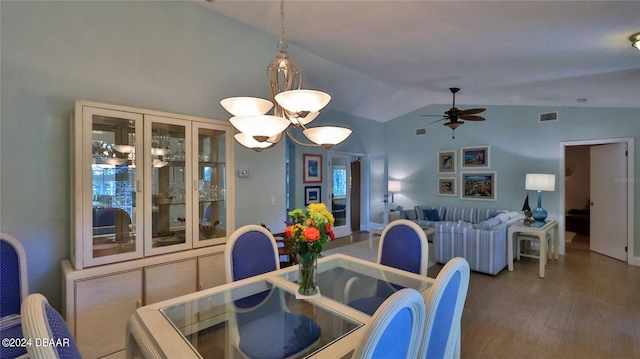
21,293,82,359
419,257,470,359
352,288,426,359
224,225,321,359
1,233,28,317
224,225,280,283
378,219,429,276
349,220,429,316
1,233,29,359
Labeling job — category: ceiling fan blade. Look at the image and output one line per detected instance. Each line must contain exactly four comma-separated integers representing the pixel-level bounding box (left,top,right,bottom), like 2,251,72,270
460,115,485,121
459,108,485,115
420,114,445,117
430,117,446,124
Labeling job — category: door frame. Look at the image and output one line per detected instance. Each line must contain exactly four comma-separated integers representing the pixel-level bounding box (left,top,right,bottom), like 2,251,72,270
327,150,368,233
559,137,637,265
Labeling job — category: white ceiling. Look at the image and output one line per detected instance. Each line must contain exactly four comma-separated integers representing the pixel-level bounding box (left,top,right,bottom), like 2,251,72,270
204,0,640,122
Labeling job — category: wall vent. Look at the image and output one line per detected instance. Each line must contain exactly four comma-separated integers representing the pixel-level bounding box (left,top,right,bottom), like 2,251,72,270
416,128,426,135
539,112,558,122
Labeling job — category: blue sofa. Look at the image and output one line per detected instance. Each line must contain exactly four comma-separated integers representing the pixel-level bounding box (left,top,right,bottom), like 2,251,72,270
399,206,524,275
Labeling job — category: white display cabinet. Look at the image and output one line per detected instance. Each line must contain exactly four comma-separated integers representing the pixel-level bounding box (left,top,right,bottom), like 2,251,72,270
66,101,233,358
71,101,234,269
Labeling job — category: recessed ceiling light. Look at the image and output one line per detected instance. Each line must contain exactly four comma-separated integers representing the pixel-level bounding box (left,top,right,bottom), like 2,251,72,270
630,32,640,51
577,98,588,103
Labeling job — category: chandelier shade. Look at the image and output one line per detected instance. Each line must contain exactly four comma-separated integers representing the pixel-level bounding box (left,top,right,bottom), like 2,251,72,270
234,133,273,151
229,115,291,138
289,111,319,126
274,90,331,114
303,126,353,148
220,97,274,117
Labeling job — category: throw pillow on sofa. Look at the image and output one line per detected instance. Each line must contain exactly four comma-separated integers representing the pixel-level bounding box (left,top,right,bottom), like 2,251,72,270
423,209,441,221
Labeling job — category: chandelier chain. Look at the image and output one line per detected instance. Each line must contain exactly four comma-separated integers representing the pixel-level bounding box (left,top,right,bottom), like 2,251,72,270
278,0,288,53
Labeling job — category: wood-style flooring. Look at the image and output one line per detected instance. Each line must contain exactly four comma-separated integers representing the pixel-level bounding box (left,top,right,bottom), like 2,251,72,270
329,232,640,359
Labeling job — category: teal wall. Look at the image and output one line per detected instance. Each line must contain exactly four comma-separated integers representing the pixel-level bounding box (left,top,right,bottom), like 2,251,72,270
385,104,640,256
0,1,294,310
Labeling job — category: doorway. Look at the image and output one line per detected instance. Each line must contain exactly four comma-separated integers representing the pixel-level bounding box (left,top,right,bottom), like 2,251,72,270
327,152,364,238
560,137,635,264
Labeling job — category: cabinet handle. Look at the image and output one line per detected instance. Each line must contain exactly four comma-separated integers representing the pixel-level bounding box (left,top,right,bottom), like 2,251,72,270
198,282,203,291
136,180,142,193
136,300,142,308
194,179,198,191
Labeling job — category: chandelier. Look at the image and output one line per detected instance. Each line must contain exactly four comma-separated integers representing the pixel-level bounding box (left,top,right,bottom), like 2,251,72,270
220,0,352,152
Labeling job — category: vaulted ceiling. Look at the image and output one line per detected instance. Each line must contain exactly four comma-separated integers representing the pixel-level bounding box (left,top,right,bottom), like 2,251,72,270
204,0,640,122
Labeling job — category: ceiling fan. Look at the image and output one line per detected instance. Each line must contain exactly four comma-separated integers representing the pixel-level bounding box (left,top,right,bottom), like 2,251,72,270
421,88,486,138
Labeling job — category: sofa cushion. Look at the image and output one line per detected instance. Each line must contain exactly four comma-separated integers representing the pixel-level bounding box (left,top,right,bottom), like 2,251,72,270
495,213,511,223
476,209,497,223
414,206,426,220
405,210,418,220
476,216,502,230
444,207,477,224
423,209,441,221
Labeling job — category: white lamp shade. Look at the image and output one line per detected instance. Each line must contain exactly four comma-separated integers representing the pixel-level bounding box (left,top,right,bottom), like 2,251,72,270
113,145,134,154
388,180,402,192
234,133,273,150
289,111,319,126
525,173,556,191
302,126,352,146
220,97,274,116
230,115,290,138
274,90,331,113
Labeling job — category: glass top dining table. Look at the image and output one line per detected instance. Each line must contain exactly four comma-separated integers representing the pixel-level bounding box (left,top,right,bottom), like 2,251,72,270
126,254,434,359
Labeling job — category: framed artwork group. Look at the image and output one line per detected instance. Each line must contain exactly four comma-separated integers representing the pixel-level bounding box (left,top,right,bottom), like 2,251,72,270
437,145,496,200
303,153,322,183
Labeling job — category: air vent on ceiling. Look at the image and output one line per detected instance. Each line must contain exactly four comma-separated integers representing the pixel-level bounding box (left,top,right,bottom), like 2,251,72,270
539,112,558,122
416,128,426,135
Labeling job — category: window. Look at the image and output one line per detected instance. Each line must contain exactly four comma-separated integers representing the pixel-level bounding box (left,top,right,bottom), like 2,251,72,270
333,167,347,197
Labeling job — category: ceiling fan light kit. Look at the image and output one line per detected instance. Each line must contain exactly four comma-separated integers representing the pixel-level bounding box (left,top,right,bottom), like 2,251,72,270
220,0,352,151
422,87,486,139
630,32,640,51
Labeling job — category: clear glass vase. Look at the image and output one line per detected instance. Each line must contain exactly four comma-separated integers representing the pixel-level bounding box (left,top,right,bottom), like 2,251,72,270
298,253,318,296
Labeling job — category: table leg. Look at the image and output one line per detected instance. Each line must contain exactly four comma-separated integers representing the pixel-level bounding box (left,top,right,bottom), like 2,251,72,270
508,230,514,272
553,226,559,260
539,233,546,278
368,231,373,250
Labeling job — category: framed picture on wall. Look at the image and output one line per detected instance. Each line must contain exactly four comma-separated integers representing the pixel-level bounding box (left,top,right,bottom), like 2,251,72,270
303,153,323,183
461,146,490,168
305,186,321,206
438,177,457,196
437,150,457,174
461,172,497,201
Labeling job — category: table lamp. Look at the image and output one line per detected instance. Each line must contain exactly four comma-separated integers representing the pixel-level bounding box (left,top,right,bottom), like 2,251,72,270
525,173,556,221
388,180,401,210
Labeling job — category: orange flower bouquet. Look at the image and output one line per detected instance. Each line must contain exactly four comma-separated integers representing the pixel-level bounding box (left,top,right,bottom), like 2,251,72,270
285,203,335,295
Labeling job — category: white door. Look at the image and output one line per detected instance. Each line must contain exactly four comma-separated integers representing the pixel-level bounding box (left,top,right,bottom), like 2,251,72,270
328,154,351,238
368,155,389,230
590,143,628,261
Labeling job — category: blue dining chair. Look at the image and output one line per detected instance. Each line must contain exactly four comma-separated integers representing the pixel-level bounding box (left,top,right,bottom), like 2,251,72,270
349,220,429,315
224,225,321,359
419,257,470,359
1,233,29,359
352,288,426,359
21,293,82,359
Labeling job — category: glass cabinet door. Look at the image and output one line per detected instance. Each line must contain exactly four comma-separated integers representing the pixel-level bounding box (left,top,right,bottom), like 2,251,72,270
145,115,193,255
192,123,233,247
83,107,144,266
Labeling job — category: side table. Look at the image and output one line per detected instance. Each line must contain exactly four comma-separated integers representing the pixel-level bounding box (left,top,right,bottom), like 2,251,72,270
507,219,558,278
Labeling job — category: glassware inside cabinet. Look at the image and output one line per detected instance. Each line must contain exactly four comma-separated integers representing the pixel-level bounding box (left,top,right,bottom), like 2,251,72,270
91,115,138,258
197,127,227,241
151,123,188,248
